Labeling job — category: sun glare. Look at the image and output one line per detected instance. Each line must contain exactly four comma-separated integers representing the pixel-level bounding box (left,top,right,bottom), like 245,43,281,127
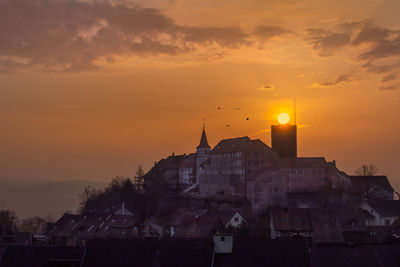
278,113,290,124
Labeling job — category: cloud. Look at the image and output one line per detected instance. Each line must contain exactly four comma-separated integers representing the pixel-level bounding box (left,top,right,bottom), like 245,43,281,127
306,28,351,56
311,73,358,88
380,84,399,91
1,0,297,72
258,84,275,91
352,24,392,45
382,74,397,83
253,25,294,40
183,26,250,48
362,61,397,74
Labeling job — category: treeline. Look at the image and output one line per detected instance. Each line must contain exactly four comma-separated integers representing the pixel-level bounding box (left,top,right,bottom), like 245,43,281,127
79,166,171,217
0,210,48,235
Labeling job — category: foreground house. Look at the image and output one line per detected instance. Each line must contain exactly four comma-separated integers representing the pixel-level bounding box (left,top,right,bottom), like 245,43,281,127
350,176,394,201
270,207,313,239
360,200,400,226
47,204,140,245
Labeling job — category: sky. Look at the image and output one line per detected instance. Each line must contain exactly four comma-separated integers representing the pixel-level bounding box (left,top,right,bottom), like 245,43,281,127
0,0,400,190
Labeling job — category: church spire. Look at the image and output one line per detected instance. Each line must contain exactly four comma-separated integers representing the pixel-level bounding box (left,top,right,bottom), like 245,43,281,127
197,124,210,149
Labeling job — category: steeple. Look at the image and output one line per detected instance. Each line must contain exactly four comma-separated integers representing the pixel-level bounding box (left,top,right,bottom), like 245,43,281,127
197,124,210,149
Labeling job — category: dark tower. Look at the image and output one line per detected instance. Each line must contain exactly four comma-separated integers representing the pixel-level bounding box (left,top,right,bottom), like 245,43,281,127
271,124,297,158
196,124,210,183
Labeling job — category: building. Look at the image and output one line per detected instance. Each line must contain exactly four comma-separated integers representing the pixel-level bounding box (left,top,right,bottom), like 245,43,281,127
144,126,211,191
270,207,313,239
359,200,400,226
350,176,394,201
247,158,351,209
47,204,140,245
271,124,297,158
199,136,279,197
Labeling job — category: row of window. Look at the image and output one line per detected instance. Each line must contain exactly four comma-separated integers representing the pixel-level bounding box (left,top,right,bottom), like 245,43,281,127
211,160,242,167
260,176,328,184
211,152,242,158
283,169,325,175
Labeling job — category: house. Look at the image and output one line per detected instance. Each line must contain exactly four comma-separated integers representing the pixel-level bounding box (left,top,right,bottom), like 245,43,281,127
46,210,140,245
270,207,313,239
213,232,233,253
350,176,394,201
144,126,212,191
143,218,164,239
310,208,369,245
173,214,223,239
208,209,246,229
359,200,400,226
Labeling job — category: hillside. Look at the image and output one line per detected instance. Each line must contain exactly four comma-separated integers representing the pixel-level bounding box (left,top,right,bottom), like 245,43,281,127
0,179,106,220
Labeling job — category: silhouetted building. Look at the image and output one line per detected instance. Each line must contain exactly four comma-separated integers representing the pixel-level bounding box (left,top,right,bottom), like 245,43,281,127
196,125,211,183
271,124,297,158
199,136,279,197
350,176,394,200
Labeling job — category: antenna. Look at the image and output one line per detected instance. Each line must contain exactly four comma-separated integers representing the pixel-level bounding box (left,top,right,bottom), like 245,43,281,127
293,97,296,125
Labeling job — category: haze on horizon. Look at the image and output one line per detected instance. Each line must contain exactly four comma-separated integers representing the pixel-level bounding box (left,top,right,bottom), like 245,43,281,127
0,0,400,192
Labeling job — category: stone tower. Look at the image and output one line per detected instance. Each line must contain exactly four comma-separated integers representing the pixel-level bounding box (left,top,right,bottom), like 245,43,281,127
196,124,210,183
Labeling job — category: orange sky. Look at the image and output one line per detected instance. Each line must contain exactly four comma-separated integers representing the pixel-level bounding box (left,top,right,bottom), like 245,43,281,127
0,0,399,191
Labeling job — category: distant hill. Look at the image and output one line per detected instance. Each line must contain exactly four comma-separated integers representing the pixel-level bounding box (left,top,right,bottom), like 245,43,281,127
0,179,107,220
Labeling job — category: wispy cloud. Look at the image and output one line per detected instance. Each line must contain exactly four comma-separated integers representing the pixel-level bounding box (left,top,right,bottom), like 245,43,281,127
311,73,358,88
258,84,275,91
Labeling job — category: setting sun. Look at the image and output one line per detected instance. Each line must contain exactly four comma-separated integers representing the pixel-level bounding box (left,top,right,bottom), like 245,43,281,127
278,113,290,124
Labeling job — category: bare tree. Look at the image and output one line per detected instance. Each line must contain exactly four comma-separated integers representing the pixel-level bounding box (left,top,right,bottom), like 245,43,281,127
20,216,47,235
134,165,145,193
78,185,97,206
354,164,378,176
0,210,17,232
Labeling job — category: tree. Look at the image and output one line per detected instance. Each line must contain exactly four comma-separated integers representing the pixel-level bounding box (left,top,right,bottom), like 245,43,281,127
20,216,47,235
0,210,17,232
355,164,378,176
134,165,145,193
78,185,98,206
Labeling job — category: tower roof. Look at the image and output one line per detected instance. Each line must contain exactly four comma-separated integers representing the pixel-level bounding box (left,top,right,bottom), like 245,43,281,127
197,125,210,149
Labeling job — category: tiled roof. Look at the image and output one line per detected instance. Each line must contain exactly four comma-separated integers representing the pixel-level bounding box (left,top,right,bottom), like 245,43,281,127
271,207,312,231
174,215,222,239
310,208,368,244
365,200,400,216
350,176,394,193
277,157,327,168
197,126,210,149
211,136,277,156
47,212,139,239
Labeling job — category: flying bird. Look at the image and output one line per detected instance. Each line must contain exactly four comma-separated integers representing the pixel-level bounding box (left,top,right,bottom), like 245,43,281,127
235,107,241,110
246,117,249,120
217,107,221,110
226,124,230,127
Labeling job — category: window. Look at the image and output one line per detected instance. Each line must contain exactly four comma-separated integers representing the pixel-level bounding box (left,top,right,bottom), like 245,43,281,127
385,219,391,226
220,236,225,241
234,217,239,222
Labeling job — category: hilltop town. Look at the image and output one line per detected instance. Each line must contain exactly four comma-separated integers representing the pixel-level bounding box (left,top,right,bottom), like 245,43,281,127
1,119,400,267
